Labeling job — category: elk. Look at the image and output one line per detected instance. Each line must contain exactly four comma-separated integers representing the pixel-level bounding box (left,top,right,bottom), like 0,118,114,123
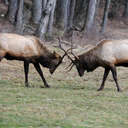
59,38,128,92
0,33,67,88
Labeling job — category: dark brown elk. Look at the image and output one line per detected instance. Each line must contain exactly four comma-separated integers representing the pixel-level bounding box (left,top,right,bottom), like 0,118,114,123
59,39,128,92
0,33,67,88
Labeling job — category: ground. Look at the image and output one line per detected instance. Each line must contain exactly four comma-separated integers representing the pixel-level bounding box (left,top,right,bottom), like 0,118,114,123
0,51,128,127
0,2,128,128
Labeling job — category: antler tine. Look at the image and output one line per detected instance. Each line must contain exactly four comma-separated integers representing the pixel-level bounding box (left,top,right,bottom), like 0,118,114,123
71,35,79,60
58,37,66,52
65,61,73,70
58,37,75,63
71,52,79,60
66,63,74,72
70,32,79,60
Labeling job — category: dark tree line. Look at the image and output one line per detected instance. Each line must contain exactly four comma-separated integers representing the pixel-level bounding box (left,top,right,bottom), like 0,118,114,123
1,0,128,40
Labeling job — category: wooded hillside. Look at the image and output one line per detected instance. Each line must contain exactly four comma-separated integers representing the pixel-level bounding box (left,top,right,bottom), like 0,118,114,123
0,0,128,43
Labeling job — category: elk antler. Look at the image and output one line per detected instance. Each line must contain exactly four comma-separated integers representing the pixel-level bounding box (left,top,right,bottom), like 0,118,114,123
70,35,79,61
58,37,80,72
58,37,75,63
65,62,74,72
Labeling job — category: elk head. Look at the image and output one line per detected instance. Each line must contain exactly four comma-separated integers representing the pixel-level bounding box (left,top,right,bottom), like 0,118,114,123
49,40,71,74
68,54,86,77
58,37,85,77
49,51,62,74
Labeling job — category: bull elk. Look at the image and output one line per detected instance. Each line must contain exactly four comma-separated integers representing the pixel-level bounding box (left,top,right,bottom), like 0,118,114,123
0,33,67,88
59,39,128,92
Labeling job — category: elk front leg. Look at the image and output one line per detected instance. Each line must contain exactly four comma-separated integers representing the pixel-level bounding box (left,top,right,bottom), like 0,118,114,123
33,63,50,88
97,68,110,91
24,61,29,87
110,65,121,92
0,50,6,61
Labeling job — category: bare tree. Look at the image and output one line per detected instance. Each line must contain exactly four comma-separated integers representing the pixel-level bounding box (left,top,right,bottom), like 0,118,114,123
66,0,76,30
55,0,69,29
32,0,42,24
47,0,57,37
123,0,128,18
8,0,18,24
42,0,47,9
84,0,97,33
74,0,89,32
4,0,9,5
16,0,24,34
101,0,111,33
36,0,57,39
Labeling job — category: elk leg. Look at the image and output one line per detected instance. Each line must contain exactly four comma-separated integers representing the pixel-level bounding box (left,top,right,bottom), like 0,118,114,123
0,56,3,61
24,61,29,87
33,63,50,88
0,51,6,61
110,65,121,92
97,68,110,91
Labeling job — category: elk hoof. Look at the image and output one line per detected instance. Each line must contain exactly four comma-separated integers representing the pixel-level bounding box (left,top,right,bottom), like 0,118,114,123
45,85,50,88
97,88,103,91
117,88,122,92
25,83,30,88
40,84,50,88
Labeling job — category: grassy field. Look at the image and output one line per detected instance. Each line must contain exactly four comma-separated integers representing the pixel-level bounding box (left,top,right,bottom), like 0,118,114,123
0,54,128,128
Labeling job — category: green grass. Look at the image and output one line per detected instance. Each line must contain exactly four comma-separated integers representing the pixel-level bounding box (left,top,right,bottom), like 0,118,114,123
0,60,128,128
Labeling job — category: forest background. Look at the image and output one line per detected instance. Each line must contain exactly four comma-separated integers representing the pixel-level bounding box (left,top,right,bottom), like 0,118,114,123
0,0,128,46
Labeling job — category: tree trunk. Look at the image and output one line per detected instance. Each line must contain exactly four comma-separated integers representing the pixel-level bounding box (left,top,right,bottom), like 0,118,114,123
123,0,128,18
55,0,69,29
109,1,119,20
4,0,9,5
47,0,57,37
8,0,18,24
36,0,56,39
66,0,76,30
95,0,100,16
101,0,111,33
16,0,24,34
74,0,88,26
42,0,47,10
32,0,42,24
84,0,97,33
94,0,100,28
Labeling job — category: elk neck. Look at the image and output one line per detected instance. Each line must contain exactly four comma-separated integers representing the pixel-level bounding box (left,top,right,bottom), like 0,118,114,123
38,49,55,68
80,49,99,72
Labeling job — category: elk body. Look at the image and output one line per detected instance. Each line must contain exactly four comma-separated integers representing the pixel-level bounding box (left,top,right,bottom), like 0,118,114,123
0,33,65,88
63,39,128,92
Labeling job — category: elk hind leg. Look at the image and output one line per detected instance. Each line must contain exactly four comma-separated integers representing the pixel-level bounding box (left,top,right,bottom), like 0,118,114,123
0,50,6,61
110,65,121,92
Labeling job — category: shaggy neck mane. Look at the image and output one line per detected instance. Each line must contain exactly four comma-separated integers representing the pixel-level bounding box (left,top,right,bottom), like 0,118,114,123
35,39,54,67
80,49,99,71
36,38,53,59
40,49,54,68
27,36,53,59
